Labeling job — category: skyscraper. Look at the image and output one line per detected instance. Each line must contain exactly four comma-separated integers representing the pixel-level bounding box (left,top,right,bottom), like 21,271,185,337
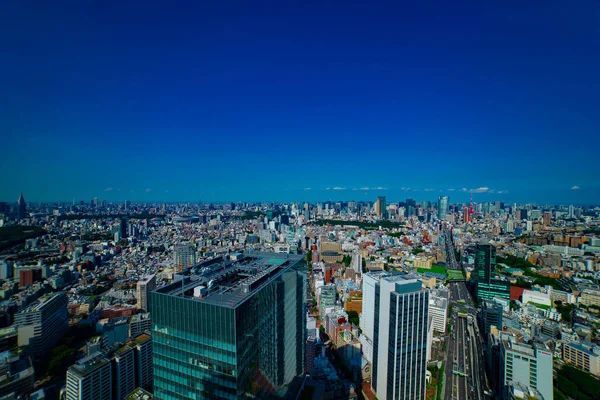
151,252,306,399
361,272,429,400
136,274,156,311
120,218,128,239
542,212,552,227
173,242,196,272
437,196,448,221
375,196,387,219
17,193,26,221
15,292,68,356
473,244,510,302
66,353,112,400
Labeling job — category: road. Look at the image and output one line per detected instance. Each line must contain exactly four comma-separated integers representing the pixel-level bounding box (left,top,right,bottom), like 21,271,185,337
444,282,490,400
444,228,460,270
443,228,491,400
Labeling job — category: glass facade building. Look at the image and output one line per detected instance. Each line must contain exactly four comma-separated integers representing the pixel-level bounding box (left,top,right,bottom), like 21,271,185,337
473,243,510,302
151,252,306,400
437,196,448,221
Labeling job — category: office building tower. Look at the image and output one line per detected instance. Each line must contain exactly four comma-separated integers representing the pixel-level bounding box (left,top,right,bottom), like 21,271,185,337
136,274,156,311
542,212,551,227
568,205,575,219
93,197,99,208
519,209,528,220
124,200,131,211
17,193,26,221
375,196,387,219
173,242,196,272
482,301,503,337
110,344,136,400
15,292,68,356
473,244,510,302
362,272,429,400
66,353,112,400
500,335,553,400
119,218,128,239
151,252,306,399
319,285,337,316
463,206,470,224
129,312,152,338
0,352,34,398
429,288,449,334
130,333,153,392
563,342,600,377
437,196,448,221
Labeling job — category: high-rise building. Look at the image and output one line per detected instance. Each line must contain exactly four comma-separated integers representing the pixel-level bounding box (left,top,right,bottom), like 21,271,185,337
568,205,575,219
136,274,156,311
429,288,449,334
473,244,510,302
375,196,387,219
129,312,152,338
519,209,528,220
173,242,196,272
151,252,306,399
124,200,131,211
110,344,136,400
15,292,68,356
542,212,552,227
481,301,503,337
66,353,112,400
361,272,429,400
120,218,128,239
499,335,553,400
437,196,448,221
130,333,153,392
0,352,34,397
17,193,26,221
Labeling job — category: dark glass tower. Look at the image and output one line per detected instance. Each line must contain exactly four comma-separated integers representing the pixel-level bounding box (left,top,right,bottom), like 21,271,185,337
151,252,306,400
475,243,496,282
474,244,509,302
17,193,26,221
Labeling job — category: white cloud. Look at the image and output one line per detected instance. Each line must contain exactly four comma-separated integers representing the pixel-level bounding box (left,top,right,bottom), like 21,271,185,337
104,187,113,192
461,188,468,192
448,188,455,192
471,187,489,193
424,188,435,192
352,188,358,191
333,187,346,191
304,188,312,191
571,186,580,190
145,188,152,192
372,186,388,190
360,187,370,191
325,188,330,191
497,190,509,194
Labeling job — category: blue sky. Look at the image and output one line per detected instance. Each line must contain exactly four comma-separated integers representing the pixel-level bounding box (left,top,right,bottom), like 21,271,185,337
1,0,599,204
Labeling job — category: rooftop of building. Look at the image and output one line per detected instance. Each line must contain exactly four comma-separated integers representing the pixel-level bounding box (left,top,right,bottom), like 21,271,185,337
125,387,153,400
565,341,600,356
18,292,64,313
137,274,155,284
68,352,110,377
130,312,150,322
155,252,303,308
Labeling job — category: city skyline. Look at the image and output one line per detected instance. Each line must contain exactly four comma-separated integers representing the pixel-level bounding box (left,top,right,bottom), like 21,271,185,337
1,1,599,204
